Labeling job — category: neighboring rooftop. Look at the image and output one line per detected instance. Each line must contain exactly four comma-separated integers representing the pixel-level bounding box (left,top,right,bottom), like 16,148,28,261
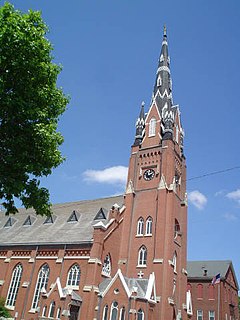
187,260,239,288
0,195,123,246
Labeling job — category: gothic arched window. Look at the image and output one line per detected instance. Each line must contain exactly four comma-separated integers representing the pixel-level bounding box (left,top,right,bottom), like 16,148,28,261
32,264,50,310
6,264,23,307
42,305,47,317
48,301,56,318
172,251,177,273
67,264,81,287
102,305,108,320
137,309,145,320
149,118,157,137
102,254,111,277
110,301,118,320
145,217,153,235
56,307,61,319
174,219,180,239
137,217,144,236
138,246,147,266
119,306,126,320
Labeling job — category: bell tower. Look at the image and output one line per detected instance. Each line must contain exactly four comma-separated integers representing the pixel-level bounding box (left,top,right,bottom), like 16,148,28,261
119,27,188,320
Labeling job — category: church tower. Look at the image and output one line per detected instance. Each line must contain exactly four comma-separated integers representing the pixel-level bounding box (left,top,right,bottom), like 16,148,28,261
119,27,188,320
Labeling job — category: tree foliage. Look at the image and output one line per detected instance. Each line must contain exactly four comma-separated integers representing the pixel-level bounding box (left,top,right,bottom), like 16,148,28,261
0,3,69,215
0,297,11,318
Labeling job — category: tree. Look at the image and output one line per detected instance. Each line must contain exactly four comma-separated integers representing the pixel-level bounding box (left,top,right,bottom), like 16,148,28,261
0,297,11,318
0,3,69,216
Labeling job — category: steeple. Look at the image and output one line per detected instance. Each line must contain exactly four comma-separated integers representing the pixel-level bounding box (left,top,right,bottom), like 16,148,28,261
133,101,145,146
153,25,173,112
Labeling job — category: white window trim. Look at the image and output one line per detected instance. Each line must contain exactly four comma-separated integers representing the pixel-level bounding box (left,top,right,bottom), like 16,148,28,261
138,246,147,267
67,264,81,287
110,301,118,320
31,264,49,310
137,218,144,236
6,264,22,308
145,217,152,236
149,118,157,137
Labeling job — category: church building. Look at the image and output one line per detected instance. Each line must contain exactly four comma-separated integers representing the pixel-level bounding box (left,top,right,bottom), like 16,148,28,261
0,28,238,320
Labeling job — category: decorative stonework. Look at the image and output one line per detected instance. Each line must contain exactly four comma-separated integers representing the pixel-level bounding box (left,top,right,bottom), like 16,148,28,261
65,249,90,257
37,250,58,257
12,250,31,257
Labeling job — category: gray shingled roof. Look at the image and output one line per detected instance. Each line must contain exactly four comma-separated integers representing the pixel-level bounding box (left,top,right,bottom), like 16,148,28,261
0,195,123,246
187,260,239,289
99,276,149,299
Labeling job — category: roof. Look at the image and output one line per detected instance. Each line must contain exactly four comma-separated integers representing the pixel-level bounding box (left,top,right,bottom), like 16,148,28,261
187,260,239,289
0,195,123,246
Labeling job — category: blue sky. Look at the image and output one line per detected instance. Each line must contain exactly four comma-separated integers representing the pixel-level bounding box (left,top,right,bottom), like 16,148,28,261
4,0,240,285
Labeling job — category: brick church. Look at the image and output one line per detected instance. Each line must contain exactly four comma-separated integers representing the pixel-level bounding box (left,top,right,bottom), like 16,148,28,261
0,29,238,320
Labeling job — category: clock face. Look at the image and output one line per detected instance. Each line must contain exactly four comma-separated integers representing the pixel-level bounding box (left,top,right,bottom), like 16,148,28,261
143,169,155,181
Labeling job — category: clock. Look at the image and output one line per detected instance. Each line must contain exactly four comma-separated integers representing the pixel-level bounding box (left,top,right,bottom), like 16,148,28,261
143,169,155,181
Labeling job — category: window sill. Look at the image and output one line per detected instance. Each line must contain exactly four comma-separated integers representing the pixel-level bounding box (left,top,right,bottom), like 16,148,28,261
66,285,79,290
136,265,147,268
136,234,144,237
5,305,15,311
145,234,152,237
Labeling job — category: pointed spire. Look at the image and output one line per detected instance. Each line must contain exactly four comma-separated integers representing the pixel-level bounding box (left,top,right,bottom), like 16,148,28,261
153,26,173,111
133,101,145,146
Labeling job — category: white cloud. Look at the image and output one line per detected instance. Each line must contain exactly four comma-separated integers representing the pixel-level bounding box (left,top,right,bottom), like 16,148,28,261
188,190,207,210
83,166,128,186
226,189,240,204
223,212,238,221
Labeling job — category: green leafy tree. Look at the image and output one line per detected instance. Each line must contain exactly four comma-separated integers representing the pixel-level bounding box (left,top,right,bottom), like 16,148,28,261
0,3,69,215
0,297,11,318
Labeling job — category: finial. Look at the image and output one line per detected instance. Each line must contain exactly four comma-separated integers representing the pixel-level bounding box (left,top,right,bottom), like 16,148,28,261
163,24,167,37
141,101,145,107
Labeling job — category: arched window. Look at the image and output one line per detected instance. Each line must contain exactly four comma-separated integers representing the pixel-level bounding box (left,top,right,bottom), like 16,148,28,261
137,309,144,320
32,264,50,310
145,217,152,235
48,301,55,318
137,218,144,236
56,307,61,319
149,118,157,137
138,246,147,266
110,301,118,320
173,252,177,273
102,254,111,277
174,219,180,239
119,306,126,320
102,304,108,320
67,264,81,287
42,305,47,317
6,264,23,307
208,285,215,300
157,76,162,87
197,284,203,299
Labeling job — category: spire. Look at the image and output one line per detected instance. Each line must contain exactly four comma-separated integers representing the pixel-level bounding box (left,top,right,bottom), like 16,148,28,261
153,25,173,111
133,101,145,146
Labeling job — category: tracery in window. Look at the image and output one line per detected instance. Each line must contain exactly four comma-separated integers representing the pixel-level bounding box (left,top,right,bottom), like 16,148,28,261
145,217,152,235
48,301,55,318
6,264,23,307
137,217,144,236
138,246,147,266
102,254,111,277
137,309,144,320
110,301,118,320
102,305,108,320
149,118,157,137
67,264,81,287
32,264,50,310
